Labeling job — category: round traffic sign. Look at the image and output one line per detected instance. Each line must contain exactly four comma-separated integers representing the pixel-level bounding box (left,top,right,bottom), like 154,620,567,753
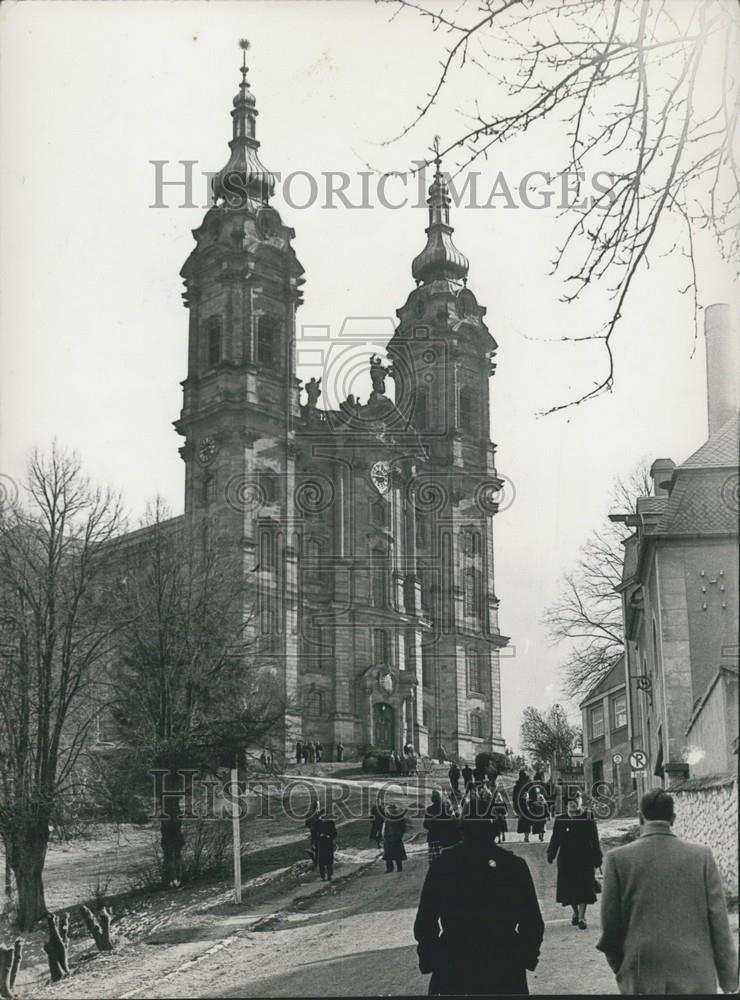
628,750,647,770
612,752,623,765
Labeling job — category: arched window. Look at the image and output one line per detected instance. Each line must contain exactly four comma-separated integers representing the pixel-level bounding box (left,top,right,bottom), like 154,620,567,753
371,546,389,608
305,689,324,717
459,387,475,433
257,315,278,368
470,713,483,739
207,317,222,368
372,500,388,528
258,470,278,504
466,647,483,693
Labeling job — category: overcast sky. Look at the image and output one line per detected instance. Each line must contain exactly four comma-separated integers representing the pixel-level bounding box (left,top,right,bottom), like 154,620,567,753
1,1,736,748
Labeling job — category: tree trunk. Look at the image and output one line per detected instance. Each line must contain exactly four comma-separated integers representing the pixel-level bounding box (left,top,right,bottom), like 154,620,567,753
10,824,49,931
160,814,185,888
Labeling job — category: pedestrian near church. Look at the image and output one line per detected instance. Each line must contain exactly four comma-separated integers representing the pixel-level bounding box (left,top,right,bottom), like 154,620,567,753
295,739,303,765
316,810,337,881
369,795,384,848
492,785,508,844
461,763,473,792
448,762,460,794
597,788,738,994
547,795,602,929
512,769,532,842
335,741,344,762
423,789,459,863
414,796,544,995
315,740,323,762
383,803,408,872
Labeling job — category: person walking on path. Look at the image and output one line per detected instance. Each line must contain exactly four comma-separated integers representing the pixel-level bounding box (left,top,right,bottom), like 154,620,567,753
302,742,309,764
492,785,509,844
512,769,532,843
315,810,338,881
414,795,544,995
315,741,323,763
448,762,460,795
369,795,384,848
335,741,344,762
597,788,738,995
529,777,548,842
423,790,460,864
547,794,602,930
383,803,408,872
461,763,473,792
305,800,321,870
295,739,303,765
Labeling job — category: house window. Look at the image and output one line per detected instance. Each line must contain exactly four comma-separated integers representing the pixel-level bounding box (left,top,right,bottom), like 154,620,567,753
207,317,222,368
611,692,627,730
592,759,604,785
466,647,483,693
257,315,278,368
470,713,483,739
459,387,475,433
422,646,433,688
371,546,388,608
203,474,217,505
305,689,324,717
590,704,604,740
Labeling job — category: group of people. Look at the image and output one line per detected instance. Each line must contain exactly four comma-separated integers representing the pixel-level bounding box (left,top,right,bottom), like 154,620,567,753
388,744,418,775
295,739,340,764
413,786,738,995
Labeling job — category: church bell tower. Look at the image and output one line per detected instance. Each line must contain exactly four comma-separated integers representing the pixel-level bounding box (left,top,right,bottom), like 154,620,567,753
174,42,305,748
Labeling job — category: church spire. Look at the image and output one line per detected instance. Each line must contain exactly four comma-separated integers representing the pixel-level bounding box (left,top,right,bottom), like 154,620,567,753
411,139,469,285
211,40,276,208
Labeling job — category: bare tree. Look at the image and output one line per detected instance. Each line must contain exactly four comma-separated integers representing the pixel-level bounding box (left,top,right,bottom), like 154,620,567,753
103,500,287,888
544,462,651,699
520,703,581,770
0,446,124,930
380,0,739,412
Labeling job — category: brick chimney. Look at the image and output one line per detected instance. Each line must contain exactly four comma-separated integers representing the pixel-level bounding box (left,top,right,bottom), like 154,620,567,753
650,458,676,497
704,303,739,437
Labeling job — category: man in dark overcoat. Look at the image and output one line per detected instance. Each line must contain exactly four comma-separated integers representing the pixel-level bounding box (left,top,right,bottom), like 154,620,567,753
414,797,544,995
315,810,338,881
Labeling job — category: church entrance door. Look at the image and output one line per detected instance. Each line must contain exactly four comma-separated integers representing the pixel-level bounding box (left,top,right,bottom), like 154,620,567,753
373,702,394,749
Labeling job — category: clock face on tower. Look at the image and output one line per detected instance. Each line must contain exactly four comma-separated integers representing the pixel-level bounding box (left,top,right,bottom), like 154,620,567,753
370,460,390,495
197,436,218,465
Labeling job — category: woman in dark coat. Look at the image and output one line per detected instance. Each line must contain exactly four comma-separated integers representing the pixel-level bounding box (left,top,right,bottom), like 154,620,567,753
528,781,548,842
547,796,602,929
492,786,509,844
305,801,321,869
423,790,459,863
383,803,408,872
512,770,532,842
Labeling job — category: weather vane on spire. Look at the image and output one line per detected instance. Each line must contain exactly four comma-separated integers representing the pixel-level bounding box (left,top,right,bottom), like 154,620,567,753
239,38,250,69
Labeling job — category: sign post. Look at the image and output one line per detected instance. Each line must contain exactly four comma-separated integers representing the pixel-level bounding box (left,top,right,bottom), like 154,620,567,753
230,763,242,904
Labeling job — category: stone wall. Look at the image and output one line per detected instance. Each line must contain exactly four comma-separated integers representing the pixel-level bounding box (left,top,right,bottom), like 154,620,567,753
672,774,738,898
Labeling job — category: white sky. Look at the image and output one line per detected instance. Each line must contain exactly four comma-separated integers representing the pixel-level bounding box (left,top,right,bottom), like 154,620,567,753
1,1,736,749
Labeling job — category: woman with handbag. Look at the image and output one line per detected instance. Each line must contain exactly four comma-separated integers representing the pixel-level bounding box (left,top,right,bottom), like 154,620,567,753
546,794,602,930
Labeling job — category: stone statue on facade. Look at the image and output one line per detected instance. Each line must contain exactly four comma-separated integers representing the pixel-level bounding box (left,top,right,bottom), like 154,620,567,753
304,376,322,409
369,354,393,396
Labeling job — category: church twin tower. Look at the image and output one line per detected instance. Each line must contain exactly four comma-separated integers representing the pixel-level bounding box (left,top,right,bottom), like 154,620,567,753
174,49,508,760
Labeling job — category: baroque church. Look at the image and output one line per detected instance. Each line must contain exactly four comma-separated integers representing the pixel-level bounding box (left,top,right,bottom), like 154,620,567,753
162,51,509,761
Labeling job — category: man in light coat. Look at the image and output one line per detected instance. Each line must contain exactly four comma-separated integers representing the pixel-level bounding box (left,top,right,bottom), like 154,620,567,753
597,788,738,994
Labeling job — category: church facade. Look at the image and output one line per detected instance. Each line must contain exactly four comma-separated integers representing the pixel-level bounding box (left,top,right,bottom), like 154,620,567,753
171,53,509,761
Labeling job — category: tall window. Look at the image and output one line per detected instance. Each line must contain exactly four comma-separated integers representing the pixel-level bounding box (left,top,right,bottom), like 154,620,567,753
590,704,604,740
372,500,388,528
371,546,389,608
207,317,222,368
466,647,483,693
374,628,389,664
414,386,428,430
611,692,627,730
463,569,481,618
257,315,278,367
459,387,475,433
470,713,483,739
202,474,216,505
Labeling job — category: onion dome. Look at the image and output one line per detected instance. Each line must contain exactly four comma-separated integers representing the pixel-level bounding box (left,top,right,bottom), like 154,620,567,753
411,146,469,285
211,41,276,209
